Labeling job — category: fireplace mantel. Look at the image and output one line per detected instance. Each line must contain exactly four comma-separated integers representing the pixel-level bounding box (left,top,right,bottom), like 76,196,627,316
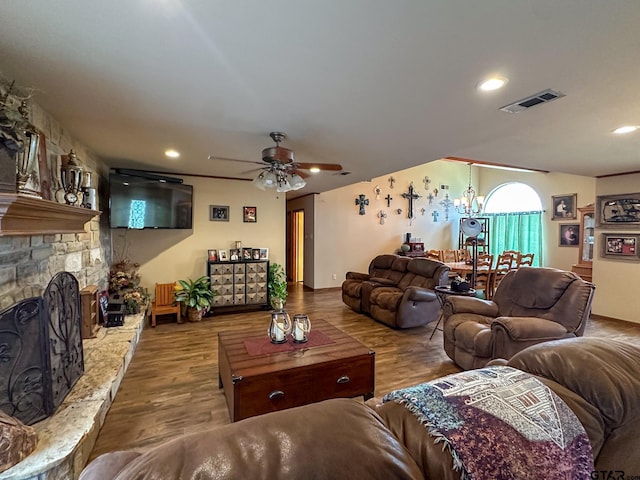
0,193,100,236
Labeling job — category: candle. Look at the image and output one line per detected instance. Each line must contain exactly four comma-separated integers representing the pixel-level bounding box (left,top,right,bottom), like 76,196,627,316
293,323,304,341
275,322,285,342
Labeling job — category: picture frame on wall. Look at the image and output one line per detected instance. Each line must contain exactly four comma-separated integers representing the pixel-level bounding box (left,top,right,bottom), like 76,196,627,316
243,206,257,223
208,249,218,262
559,224,580,246
601,233,640,261
595,192,640,228
551,194,577,220
210,205,229,222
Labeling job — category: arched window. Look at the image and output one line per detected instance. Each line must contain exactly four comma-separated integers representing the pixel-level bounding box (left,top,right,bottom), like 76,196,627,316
483,182,543,266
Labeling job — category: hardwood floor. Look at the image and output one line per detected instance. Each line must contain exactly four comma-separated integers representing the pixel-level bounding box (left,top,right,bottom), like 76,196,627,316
89,284,640,461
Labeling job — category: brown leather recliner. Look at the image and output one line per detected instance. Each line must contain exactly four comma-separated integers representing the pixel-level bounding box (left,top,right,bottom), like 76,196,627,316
442,267,595,370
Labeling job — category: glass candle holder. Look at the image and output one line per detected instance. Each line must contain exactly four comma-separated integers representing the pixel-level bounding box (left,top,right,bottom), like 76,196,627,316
292,314,311,343
267,310,291,344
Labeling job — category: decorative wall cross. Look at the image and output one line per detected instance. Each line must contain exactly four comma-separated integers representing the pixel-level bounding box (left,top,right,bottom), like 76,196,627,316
377,210,387,225
432,210,439,222
385,194,393,207
388,176,395,189
420,207,426,216
427,192,435,205
373,185,381,200
423,176,431,190
401,182,421,219
439,193,454,221
355,194,369,215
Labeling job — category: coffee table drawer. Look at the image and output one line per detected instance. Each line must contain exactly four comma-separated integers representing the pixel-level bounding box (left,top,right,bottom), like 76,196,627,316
312,355,374,401
233,369,314,420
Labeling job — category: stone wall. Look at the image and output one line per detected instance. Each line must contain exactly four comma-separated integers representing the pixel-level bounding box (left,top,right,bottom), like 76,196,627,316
0,98,111,310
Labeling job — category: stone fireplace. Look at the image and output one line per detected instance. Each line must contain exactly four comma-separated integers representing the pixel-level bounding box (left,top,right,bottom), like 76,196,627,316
0,272,84,425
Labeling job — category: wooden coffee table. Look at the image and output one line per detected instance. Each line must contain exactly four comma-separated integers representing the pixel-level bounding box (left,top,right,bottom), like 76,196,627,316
218,319,375,422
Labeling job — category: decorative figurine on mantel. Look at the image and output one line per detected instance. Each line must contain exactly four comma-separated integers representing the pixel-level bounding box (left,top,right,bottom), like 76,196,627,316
58,149,84,205
355,194,369,215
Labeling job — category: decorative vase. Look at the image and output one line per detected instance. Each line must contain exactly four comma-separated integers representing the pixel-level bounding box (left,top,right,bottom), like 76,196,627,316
187,307,203,322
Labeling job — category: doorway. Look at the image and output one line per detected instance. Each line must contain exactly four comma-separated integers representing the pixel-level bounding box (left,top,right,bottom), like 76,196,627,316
289,209,304,283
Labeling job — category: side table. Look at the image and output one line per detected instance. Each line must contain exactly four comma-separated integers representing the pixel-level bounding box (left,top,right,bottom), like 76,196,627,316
429,285,477,340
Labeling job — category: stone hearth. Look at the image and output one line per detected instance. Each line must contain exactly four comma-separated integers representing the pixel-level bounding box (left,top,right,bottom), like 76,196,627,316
0,312,144,480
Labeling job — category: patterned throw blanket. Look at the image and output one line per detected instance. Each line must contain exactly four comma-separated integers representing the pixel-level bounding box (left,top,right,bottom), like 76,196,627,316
383,366,593,480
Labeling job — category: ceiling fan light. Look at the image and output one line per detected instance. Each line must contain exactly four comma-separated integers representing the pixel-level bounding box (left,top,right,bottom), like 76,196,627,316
289,174,306,190
262,170,278,188
276,176,292,192
251,173,267,190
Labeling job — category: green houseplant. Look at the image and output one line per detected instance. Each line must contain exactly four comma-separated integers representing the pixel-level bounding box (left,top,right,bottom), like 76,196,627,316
174,275,215,322
268,263,288,310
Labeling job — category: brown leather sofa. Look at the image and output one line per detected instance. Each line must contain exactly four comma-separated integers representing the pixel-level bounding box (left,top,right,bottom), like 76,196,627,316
442,266,595,369
341,255,450,328
81,337,640,479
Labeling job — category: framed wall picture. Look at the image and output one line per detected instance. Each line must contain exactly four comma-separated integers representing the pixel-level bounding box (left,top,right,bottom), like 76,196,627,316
208,249,218,262
243,206,257,223
552,194,577,220
601,233,640,260
210,205,229,221
218,249,228,261
595,192,640,228
559,224,580,246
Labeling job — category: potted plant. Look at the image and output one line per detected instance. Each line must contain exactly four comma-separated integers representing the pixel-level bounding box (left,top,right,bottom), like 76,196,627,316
174,275,215,322
268,263,288,310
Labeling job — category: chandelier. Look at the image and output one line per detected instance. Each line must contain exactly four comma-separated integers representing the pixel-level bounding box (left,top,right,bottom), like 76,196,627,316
251,164,306,193
454,164,484,216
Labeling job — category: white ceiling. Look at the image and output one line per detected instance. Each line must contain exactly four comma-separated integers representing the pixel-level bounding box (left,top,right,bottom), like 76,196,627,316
1,1,639,197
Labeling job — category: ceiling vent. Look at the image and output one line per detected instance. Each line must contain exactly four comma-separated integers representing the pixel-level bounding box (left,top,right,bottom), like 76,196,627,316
499,89,566,114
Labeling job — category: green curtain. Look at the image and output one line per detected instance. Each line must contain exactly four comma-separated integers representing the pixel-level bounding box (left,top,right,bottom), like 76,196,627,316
486,211,542,266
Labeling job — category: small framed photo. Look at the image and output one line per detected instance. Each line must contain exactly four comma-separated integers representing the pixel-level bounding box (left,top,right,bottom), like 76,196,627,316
229,249,240,261
252,248,261,260
242,247,253,260
243,206,257,223
210,205,229,222
552,194,577,220
259,248,269,260
218,249,228,261
601,233,640,261
559,224,580,247
208,249,219,262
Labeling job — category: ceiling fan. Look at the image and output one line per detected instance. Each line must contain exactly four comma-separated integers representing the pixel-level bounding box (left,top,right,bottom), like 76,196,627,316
208,132,343,192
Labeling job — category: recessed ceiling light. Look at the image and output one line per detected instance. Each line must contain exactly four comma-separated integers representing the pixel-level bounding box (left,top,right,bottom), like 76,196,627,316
612,125,638,135
165,149,180,158
478,76,508,92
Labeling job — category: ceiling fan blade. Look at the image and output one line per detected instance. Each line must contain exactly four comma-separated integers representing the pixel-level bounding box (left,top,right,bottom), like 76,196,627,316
290,168,310,179
294,162,343,171
208,155,264,166
239,167,267,175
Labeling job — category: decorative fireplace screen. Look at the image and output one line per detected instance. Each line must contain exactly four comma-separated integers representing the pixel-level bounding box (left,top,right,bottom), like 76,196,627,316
0,272,84,425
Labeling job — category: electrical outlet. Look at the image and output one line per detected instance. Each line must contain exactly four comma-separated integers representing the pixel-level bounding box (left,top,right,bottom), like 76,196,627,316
332,273,337,280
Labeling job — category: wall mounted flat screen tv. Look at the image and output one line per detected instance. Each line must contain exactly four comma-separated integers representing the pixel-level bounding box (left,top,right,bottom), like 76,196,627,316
109,172,193,229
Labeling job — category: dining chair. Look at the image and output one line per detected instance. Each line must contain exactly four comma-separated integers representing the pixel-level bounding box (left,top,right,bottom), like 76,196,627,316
501,250,521,266
489,253,516,299
426,249,442,261
455,249,469,263
151,282,181,327
517,253,535,268
473,254,494,298
441,249,458,263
